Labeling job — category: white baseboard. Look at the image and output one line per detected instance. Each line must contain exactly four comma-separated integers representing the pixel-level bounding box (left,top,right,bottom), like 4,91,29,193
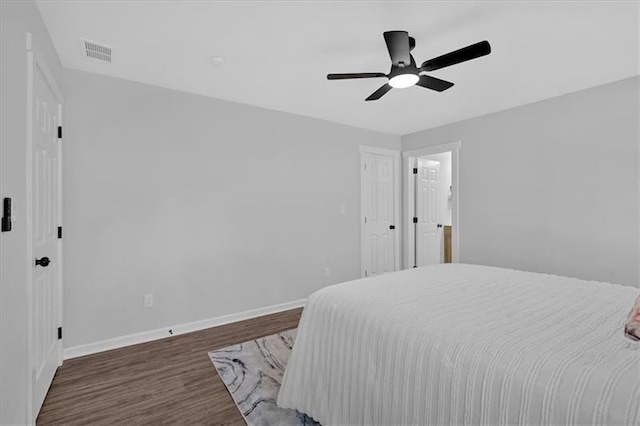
63,298,307,360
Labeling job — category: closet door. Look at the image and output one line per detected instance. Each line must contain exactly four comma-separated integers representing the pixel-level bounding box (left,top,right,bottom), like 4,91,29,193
362,153,396,277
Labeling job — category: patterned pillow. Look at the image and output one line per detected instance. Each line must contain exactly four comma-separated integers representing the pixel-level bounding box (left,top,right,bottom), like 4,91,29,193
624,296,640,341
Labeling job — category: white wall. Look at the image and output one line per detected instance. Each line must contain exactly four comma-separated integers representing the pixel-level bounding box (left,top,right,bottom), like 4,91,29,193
62,69,400,348
403,77,639,287
0,1,63,424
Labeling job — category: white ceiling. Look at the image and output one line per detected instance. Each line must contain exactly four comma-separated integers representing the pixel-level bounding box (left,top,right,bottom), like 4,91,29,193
37,1,639,135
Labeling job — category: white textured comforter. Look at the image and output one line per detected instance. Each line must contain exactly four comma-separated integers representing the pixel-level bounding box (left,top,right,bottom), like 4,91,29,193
277,264,640,425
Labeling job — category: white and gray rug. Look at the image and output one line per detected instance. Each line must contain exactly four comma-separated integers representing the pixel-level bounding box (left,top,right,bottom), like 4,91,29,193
208,329,319,426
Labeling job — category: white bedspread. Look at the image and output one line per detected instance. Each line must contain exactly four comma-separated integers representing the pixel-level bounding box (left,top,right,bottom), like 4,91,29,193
277,264,640,425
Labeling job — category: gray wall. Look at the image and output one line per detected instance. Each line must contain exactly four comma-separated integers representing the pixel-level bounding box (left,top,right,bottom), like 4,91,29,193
0,1,63,424
62,69,400,348
403,77,639,287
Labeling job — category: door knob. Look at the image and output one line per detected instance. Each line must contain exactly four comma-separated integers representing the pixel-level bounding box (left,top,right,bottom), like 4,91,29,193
437,224,443,228
35,257,50,267
389,225,396,230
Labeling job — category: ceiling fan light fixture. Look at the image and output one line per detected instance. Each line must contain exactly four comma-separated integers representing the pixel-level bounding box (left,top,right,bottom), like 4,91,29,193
388,73,419,89
326,31,490,100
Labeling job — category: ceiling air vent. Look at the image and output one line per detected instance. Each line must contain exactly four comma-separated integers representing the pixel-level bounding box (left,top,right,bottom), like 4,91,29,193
81,38,112,62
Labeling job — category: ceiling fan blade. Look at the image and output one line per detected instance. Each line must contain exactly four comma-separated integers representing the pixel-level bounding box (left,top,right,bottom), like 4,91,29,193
383,31,411,66
416,75,454,92
420,40,491,71
365,84,392,101
327,72,386,80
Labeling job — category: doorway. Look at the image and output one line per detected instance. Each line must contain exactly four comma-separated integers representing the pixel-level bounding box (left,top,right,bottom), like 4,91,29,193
360,146,401,278
403,142,460,269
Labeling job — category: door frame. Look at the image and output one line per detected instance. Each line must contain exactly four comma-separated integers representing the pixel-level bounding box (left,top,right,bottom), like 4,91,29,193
360,145,401,277
26,32,64,423
403,141,460,268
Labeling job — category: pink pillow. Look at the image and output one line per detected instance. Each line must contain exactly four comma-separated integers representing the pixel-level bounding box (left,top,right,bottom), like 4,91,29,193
624,296,640,341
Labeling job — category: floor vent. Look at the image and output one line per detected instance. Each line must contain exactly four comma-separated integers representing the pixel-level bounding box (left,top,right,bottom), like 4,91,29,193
81,38,112,62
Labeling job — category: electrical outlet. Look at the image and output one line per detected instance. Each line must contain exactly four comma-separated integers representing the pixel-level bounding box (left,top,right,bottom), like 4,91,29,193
144,294,154,308
324,267,331,277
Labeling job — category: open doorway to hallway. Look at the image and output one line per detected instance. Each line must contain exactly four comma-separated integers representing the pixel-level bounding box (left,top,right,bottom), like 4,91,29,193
415,152,452,265
403,142,459,269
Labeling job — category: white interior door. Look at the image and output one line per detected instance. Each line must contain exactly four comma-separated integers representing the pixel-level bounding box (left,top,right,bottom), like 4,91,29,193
362,153,396,277
416,158,442,266
29,49,62,418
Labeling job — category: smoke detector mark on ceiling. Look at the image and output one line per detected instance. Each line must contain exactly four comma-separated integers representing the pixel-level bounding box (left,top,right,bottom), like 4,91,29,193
80,38,112,62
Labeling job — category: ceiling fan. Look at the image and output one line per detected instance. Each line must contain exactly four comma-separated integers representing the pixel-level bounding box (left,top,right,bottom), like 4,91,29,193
327,31,491,101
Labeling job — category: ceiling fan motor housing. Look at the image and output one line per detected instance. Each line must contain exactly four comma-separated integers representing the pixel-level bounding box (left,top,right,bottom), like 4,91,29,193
388,63,419,79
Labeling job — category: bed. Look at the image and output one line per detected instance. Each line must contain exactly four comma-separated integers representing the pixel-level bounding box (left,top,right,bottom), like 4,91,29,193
277,264,640,425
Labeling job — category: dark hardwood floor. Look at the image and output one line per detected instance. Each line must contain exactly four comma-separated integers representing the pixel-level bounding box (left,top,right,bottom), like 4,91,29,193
37,308,303,425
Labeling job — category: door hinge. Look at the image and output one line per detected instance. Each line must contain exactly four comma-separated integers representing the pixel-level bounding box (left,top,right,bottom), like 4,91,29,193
57,327,62,340
364,270,368,277
57,226,62,239
413,217,418,223
413,167,418,174
1,198,12,232
364,216,367,224
58,126,62,139
364,162,367,170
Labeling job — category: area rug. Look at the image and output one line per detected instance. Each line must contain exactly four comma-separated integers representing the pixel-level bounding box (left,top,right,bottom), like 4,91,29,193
208,329,319,426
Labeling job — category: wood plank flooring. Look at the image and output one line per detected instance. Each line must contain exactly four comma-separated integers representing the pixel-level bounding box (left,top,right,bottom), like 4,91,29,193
37,308,303,425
